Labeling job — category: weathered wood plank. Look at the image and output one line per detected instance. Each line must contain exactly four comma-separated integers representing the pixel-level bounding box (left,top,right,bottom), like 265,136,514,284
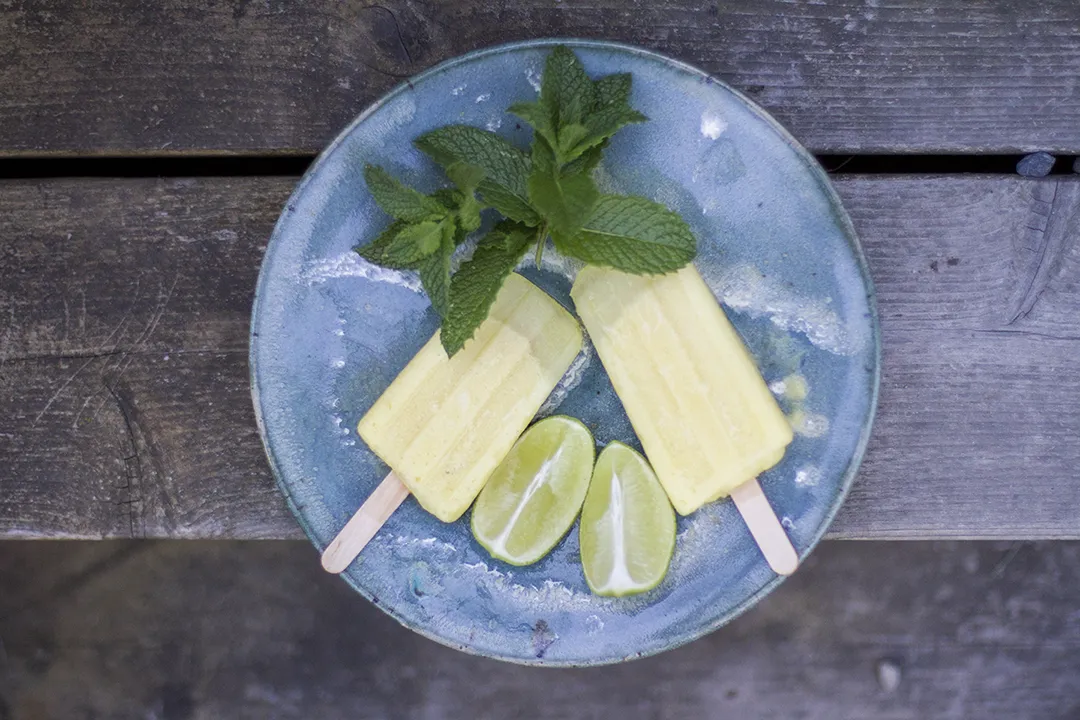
3,1,1080,155
2,540,1079,718
2,175,1080,539
837,177,1080,538
0,178,295,539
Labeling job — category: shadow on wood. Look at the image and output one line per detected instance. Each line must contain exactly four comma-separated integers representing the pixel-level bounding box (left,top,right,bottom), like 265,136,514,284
0,540,1078,719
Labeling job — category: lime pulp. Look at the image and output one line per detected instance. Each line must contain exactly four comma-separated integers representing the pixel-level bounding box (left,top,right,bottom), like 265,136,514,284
579,442,676,596
471,415,595,566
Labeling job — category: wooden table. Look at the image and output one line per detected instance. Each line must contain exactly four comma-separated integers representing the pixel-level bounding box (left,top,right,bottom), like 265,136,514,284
2,1,1080,542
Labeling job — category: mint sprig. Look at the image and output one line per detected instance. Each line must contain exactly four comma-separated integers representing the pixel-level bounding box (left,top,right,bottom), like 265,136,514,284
442,222,535,354
514,45,648,265
357,163,477,317
526,136,598,246
355,45,698,357
418,222,456,320
414,126,540,226
512,48,646,167
363,165,447,222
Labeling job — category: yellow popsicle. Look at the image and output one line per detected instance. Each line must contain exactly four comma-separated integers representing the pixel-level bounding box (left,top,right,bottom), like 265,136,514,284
571,265,793,516
358,273,583,523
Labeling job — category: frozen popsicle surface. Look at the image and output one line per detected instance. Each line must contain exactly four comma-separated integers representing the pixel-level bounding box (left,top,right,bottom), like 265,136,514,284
571,265,793,516
359,274,583,523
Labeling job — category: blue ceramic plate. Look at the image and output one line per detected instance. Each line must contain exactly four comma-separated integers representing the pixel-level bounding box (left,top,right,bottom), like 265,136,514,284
251,39,879,666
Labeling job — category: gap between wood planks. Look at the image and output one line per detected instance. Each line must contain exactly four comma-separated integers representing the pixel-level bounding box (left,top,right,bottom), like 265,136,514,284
0,154,1078,179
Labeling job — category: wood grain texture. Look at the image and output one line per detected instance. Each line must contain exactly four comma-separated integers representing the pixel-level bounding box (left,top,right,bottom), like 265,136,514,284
0,178,296,539
835,177,1080,538
2,540,1079,718
2,175,1080,539
2,1,1080,155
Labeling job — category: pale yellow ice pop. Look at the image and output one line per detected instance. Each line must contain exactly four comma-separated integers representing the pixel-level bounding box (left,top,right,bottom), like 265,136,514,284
571,264,793,517
358,273,582,523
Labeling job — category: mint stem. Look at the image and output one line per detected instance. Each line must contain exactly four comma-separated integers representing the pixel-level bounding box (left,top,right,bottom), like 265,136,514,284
534,225,548,267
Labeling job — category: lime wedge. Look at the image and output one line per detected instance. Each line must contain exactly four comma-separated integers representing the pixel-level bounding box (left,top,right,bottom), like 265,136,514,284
471,415,595,566
580,442,676,597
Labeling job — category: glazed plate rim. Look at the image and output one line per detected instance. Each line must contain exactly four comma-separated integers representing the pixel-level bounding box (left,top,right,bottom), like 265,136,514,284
250,37,881,666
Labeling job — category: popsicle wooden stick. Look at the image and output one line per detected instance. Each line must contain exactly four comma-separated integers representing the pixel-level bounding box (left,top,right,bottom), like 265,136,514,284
321,472,409,574
323,469,797,576
730,478,799,576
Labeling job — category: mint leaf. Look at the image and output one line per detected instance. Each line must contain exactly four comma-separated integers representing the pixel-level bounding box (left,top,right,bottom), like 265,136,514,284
556,122,589,158
528,169,599,242
432,187,462,208
555,194,696,274
457,195,483,233
579,105,646,150
397,219,445,255
356,220,412,269
360,217,449,268
446,161,486,192
542,45,594,128
592,73,632,109
445,161,485,232
414,126,540,226
441,223,533,355
430,189,481,239
508,101,557,149
418,221,457,319
527,138,599,241
586,104,647,137
364,165,447,222
558,106,647,163
561,142,605,176
521,51,641,164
